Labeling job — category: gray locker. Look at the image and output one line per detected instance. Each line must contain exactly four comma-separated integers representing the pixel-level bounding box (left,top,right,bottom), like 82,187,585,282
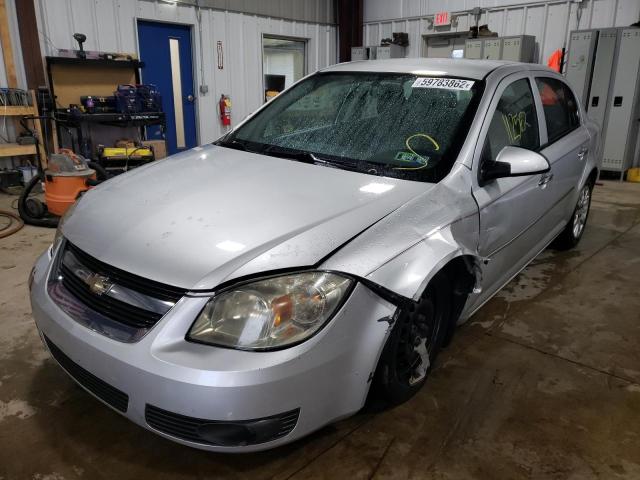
351,47,368,61
565,30,598,108
501,35,536,62
601,28,640,174
587,29,618,133
464,39,483,59
375,44,405,59
482,38,502,60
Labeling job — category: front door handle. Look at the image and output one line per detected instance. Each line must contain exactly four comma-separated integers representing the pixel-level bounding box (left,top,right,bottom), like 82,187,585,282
577,147,588,161
538,172,554,189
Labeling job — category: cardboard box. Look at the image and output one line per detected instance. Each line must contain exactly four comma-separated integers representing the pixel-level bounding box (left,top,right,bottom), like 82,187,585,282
142,140,167,159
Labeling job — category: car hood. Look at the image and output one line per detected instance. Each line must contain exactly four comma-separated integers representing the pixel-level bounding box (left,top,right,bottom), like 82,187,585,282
62,145,430,290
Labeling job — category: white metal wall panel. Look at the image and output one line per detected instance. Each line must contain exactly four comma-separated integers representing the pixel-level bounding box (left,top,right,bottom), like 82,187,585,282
363,0,640,64
505,8,525,35
32,0,337,144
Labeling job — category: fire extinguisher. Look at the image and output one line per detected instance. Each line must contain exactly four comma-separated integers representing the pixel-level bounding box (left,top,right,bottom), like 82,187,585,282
219,94,231,126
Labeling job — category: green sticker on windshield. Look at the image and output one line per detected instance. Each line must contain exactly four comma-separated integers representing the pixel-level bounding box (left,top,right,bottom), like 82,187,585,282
395,151,428,165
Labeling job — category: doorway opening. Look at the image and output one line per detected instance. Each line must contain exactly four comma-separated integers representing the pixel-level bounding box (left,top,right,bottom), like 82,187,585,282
262,35,306,102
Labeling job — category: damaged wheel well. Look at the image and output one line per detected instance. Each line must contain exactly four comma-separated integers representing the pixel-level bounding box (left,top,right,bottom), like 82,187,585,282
432,255,478,346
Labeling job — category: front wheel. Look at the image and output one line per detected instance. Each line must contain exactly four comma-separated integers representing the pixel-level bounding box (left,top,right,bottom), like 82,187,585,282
552,181,593,250
369,272,452,407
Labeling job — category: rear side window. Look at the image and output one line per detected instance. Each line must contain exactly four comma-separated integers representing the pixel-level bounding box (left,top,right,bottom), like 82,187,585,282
535,77,580,143
482,78,540,163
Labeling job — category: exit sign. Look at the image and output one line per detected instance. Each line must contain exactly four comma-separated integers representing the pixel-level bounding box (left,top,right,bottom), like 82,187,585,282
434,11,451,27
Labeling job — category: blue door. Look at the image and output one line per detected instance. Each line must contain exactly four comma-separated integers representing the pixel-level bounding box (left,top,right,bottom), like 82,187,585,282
137,21,197,154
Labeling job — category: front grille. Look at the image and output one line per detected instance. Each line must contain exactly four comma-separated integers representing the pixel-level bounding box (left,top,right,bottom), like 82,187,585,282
65,242,185,302
54,241,187,334
60,261,162,329
44,335,129,413
145,404,300,446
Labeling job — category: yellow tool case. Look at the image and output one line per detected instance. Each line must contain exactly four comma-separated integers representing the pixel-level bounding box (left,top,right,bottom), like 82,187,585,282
97,146,155,173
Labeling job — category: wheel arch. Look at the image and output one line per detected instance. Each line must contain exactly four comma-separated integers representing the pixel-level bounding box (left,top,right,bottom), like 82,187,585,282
425,254,479,345
364,233,482,344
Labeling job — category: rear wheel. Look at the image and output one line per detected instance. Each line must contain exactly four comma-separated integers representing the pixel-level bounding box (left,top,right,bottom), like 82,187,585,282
552,181,593,250
370,273,452,406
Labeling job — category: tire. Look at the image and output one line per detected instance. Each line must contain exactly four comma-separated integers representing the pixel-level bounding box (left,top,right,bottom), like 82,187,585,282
369,272,452,407
552,180,593,250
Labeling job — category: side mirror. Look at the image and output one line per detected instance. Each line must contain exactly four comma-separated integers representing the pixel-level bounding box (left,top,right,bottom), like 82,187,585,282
480,146,550,184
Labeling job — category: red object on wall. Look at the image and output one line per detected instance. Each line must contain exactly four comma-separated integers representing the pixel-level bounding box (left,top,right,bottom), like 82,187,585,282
219,94,231,126
547,49,563,72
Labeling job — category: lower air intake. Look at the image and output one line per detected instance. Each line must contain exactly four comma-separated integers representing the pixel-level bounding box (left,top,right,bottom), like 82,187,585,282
44,335,129,413
145,404,299,447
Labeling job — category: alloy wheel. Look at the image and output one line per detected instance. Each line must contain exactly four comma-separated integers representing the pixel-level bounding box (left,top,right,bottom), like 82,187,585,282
572,185,591,239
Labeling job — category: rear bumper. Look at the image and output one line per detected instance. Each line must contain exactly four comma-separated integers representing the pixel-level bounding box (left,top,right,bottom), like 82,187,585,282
30,249,395,452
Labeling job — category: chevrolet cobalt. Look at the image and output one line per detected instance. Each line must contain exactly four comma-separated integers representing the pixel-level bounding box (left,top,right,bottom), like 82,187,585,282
30,59,598,452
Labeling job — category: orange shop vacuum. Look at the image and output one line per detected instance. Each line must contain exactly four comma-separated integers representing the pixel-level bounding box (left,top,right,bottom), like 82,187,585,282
18,149,108,228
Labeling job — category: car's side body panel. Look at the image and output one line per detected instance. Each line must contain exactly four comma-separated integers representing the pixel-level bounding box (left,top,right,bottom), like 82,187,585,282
321,163,481,302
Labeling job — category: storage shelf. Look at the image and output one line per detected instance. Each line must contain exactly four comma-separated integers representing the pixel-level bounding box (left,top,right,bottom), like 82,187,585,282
55,110,165,127
0,143,37,157
46,56,144,69
0,105,36,116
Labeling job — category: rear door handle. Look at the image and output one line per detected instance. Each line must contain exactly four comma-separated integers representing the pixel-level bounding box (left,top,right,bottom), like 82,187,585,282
538,172,553,189
577,147,588,161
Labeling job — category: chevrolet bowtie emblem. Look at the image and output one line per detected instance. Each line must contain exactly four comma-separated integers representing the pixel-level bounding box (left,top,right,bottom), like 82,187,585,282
85,273,114,296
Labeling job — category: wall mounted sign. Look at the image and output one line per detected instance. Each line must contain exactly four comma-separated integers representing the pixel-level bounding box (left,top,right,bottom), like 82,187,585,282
217,41,224,69
434,11,451,27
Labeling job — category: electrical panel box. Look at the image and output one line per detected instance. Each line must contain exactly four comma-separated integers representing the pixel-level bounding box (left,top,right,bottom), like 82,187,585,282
375,44,405,59
565,30,598,108
601,28,640,173
587,29,617,133
351,47,368,61
464,39,483,59
501,35,536,62
482,38,502,60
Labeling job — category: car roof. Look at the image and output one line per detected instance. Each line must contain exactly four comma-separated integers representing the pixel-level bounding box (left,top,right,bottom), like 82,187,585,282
321,58,554,80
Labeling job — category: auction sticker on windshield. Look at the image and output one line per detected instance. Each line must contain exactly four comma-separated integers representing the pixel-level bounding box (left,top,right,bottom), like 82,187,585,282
412,77,474,90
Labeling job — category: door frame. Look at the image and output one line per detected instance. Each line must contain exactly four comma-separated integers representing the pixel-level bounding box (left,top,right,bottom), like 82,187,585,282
260,33,309,101
134,17,200,147
470,71,548,179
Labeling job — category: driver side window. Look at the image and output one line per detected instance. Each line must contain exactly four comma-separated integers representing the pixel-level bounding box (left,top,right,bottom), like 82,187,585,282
482,78,540,164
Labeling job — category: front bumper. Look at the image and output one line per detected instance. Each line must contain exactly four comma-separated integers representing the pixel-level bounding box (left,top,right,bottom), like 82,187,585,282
30,249,395,452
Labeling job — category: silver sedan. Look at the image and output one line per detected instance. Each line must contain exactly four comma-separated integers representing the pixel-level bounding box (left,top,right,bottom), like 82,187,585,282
30,59,598,452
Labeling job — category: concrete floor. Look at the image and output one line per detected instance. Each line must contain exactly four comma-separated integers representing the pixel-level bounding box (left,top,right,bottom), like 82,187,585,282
1,181,640,479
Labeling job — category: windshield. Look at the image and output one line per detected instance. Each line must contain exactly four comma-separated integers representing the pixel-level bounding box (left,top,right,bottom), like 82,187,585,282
222,72,483,183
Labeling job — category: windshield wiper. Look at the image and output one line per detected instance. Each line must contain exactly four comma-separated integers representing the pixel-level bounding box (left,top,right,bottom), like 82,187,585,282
215,138,250,152
260,145,359,172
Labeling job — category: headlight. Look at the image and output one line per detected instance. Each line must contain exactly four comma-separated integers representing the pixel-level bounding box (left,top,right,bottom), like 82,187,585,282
187,272,353,350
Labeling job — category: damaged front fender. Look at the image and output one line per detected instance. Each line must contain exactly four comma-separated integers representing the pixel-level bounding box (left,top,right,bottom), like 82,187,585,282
320,165,482,314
